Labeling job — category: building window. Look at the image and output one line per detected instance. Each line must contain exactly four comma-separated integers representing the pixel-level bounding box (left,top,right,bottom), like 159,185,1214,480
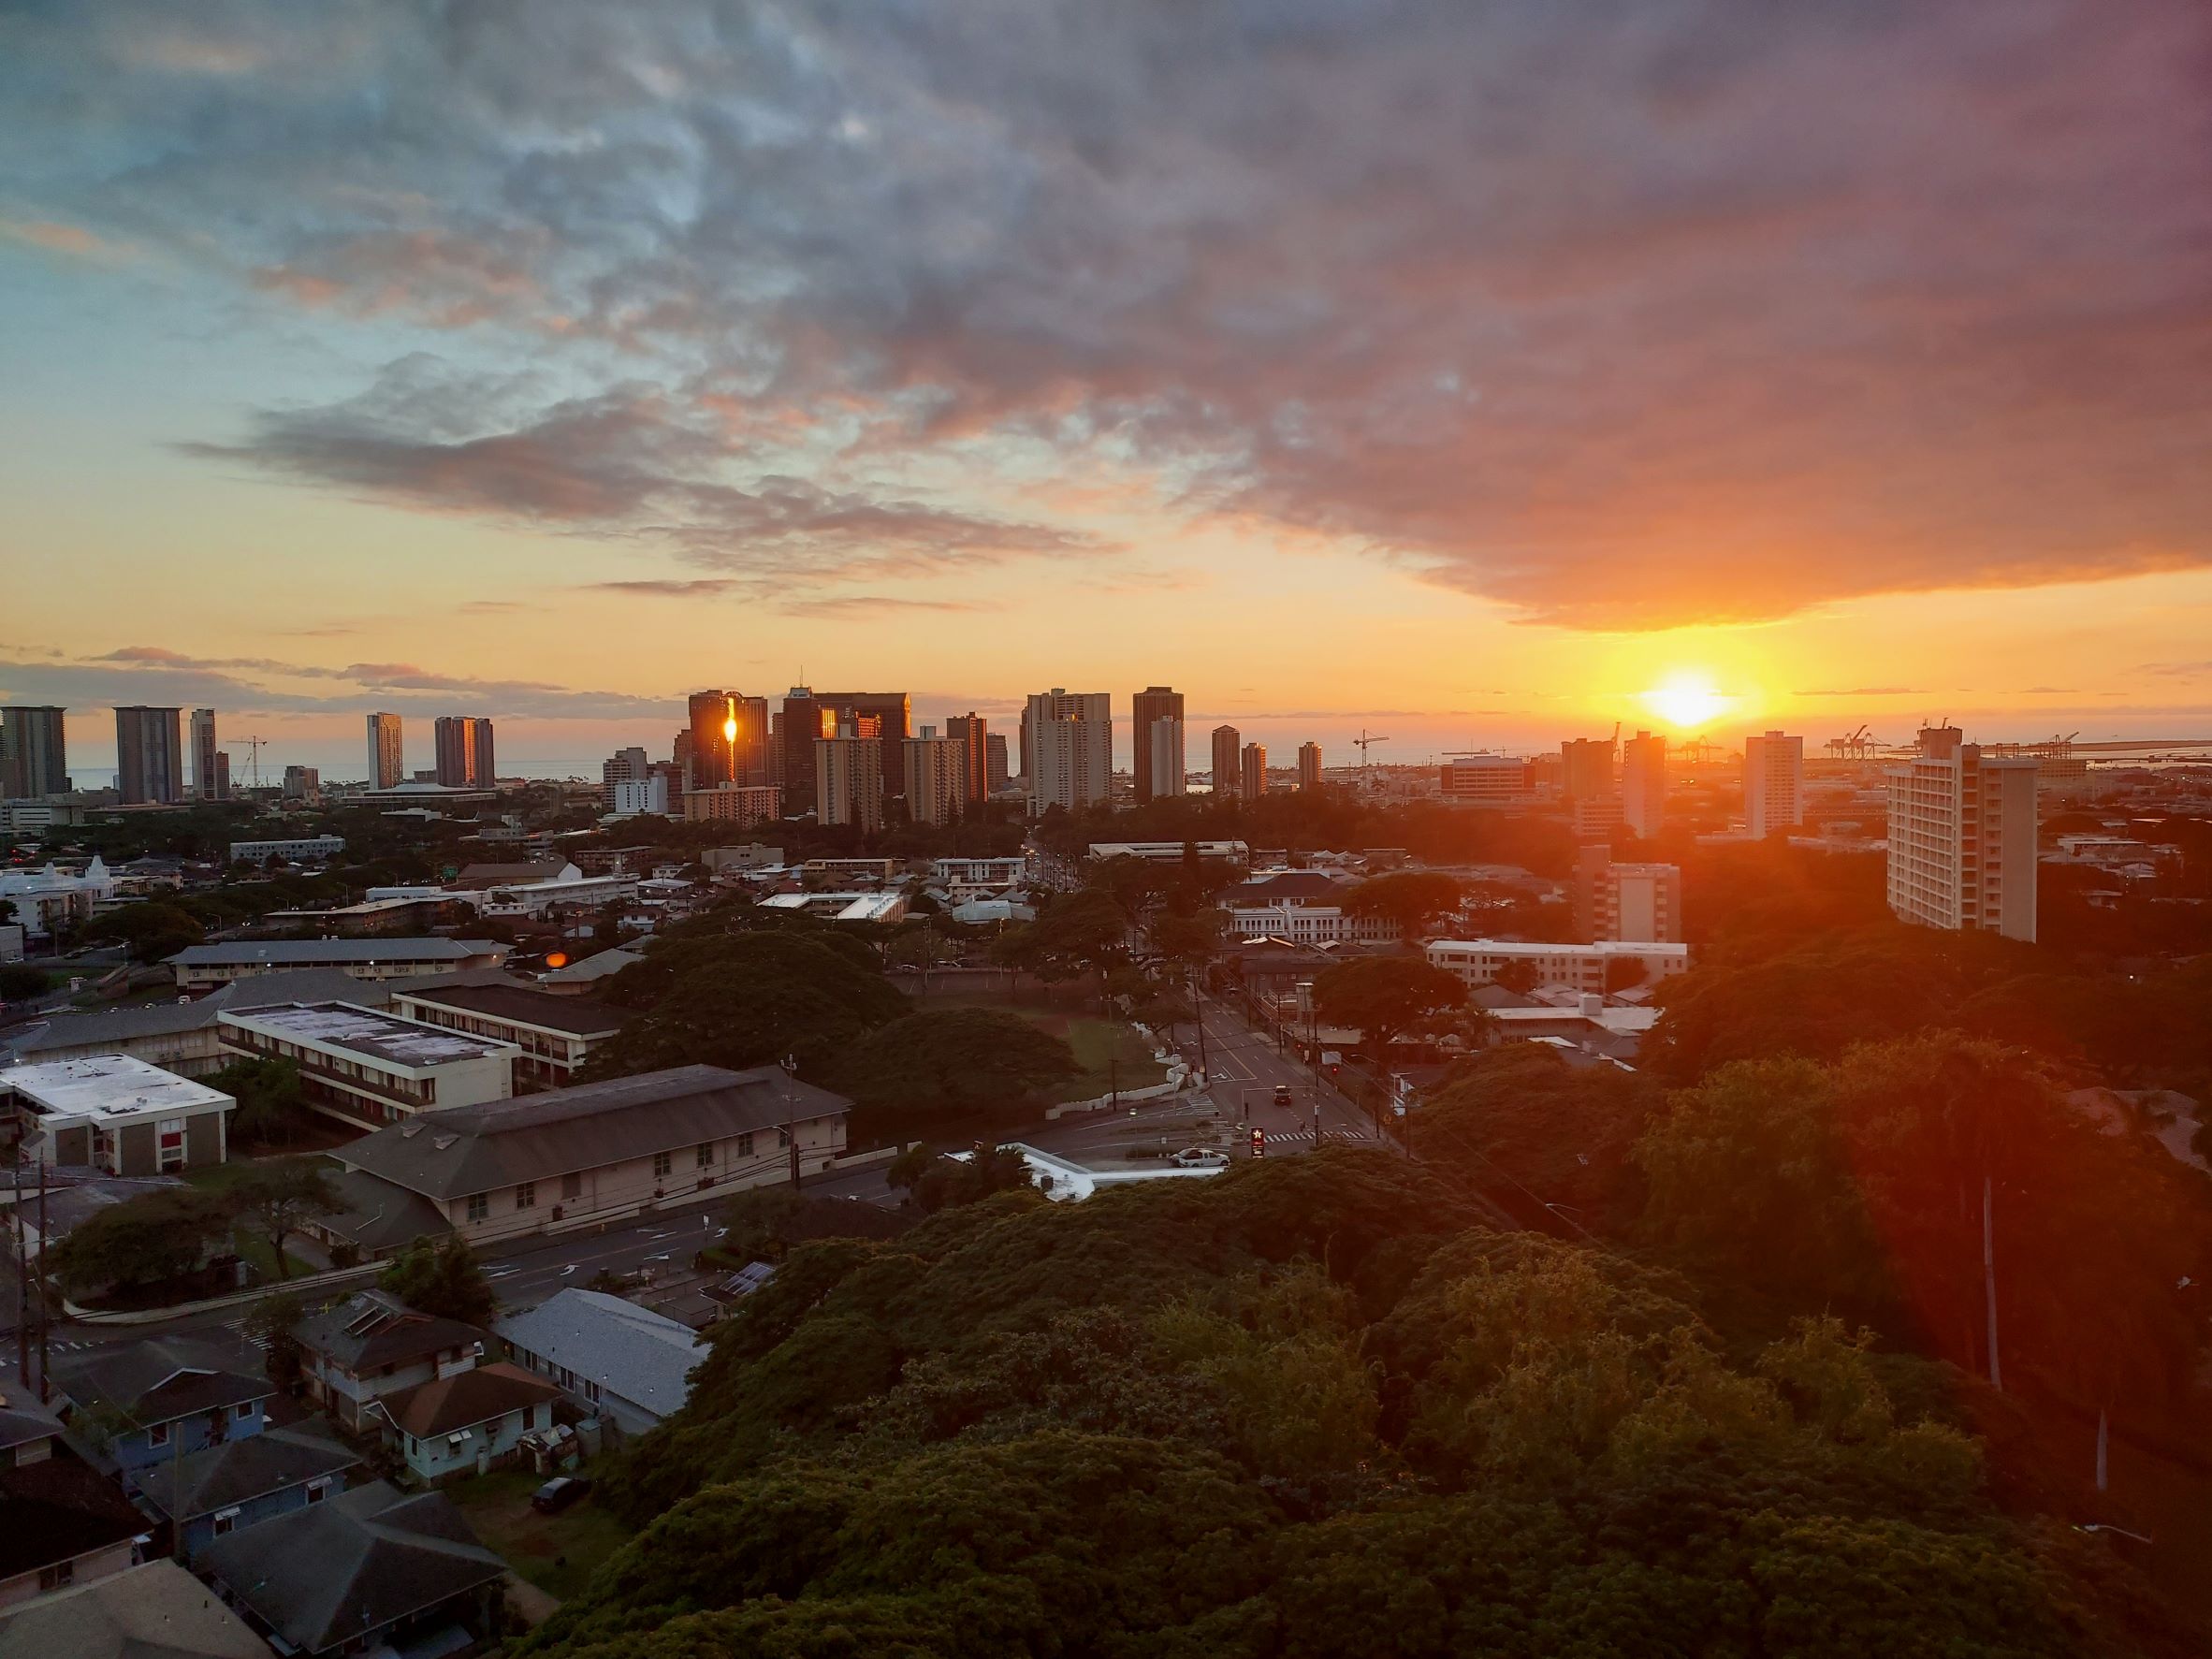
147,1421,170,1448
234,1401,255,1421
213,1511,238,1536
466,1193,488,1224
561,1171,582,1201
737,1131,754,1158
37,1562,73,1593
696,1142,713,1168
157,1117,187,1171
652,1151,672,1180
516,1181,537,1210
778,1127,791,1149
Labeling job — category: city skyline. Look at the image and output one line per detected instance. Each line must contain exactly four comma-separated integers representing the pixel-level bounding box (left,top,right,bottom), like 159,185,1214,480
6,4,2212,775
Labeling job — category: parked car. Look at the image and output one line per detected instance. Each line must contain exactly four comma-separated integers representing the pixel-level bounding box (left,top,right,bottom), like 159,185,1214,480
1171,1147,1229,1168
531,1477,594,1515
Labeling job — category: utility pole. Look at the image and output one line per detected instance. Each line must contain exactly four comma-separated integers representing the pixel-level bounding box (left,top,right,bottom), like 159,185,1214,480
1983,1175,2001,1391
1310,1094,1322,1152
10,1161,27,1389
34,1156,49,1402
780,1054,803,1190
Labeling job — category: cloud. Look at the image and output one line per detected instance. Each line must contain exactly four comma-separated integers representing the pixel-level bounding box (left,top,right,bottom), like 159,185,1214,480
0,218,133,262
12,2,2212,626
1794,686,1934,697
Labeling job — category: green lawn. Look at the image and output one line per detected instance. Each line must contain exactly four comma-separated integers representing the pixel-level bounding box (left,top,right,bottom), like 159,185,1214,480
444,1467,634,1603
924,994,1166,1103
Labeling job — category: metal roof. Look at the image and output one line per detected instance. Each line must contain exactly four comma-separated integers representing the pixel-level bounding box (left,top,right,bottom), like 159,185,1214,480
168,939,508,967
494,1289,706,1419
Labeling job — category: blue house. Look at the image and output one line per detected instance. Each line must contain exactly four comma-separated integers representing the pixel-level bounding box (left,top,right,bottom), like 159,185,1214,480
50,1337,272,1487
132,1421,361,1558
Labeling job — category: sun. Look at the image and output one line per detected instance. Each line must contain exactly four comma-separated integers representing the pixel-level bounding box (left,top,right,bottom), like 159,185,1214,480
1641,674,1731,730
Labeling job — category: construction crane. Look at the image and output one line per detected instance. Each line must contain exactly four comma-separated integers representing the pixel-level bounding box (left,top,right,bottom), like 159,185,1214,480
1823,724,1885,761
1352,730,1390,792
238,734,268,793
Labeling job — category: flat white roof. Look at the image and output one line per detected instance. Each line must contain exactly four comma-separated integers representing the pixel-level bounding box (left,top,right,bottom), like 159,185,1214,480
2,1055,233,1123
1428,939,1689,958
219,1002,517,1070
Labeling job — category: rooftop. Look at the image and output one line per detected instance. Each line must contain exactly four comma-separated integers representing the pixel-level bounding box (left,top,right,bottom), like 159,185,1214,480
0,1054,232,1123
169,938,508,968
384,1361,561,1438
295,1289,488,1372
494,1288,706,1416
135,1421,361,1522
219,1002,517,1069
397,982,630,1037
0,1558,269,1659
51,1335,271,1427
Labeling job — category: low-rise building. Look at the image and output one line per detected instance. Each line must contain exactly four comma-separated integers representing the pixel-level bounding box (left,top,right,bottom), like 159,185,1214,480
0,1447,148,1612
1086,840,1250,867
226,835,344,865
758,891,908,924
50,1338,270,1487
683,783,781,825
1573,847,1683,943
132,1422,359,1559
168,938,510,991
315,1065,852,1256
495,1288,707,1436
462,870,639,921
0,1557,269,1657
193,1482,505,1657
2,1055,234,1174
801,856,902,880
701,843,784,873
931,855,1028,888
388,982,629,1088
292,1291,488,1433
216,1003,517,1128
1222,904,1399,945
1426,939,1690,995
380,1363,562,1482
0,859,116,939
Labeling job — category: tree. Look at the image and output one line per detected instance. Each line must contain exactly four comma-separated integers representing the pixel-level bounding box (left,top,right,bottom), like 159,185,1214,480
46,1187,233,1299
80,899,205,964
1490,957,1539,996
207,1056,306,1147
248,1290,308,1390
379,1233,498,1327
1419,1044,1656,1230
0,963,47,1002
1342,871,1464,939
993,889,1128,1005
226,1158,341,1280
837,1008,1078,1139
888,1145,1040,1214
1311,957,1467,1055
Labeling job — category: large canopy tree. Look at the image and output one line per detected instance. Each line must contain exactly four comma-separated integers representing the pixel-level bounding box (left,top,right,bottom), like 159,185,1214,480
1311,956,1467,1054
839,1009,1077,1140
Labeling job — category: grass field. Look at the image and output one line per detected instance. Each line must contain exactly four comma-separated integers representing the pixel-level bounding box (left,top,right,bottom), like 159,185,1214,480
924,993,1166,1102
444,1467,634,1604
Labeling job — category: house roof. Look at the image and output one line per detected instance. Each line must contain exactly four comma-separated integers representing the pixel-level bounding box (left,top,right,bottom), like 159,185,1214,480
396,982,630,1037
51,1336,269,1428
194,1480,504,1655
316,1168,455,1251
494,1289,706,1417
135,1421,361,1522
0,1366,64,1456
454,861,572,887
295,1289,486,1373
383,1361,561,1438
0,1451,148,1581
0,1558,269,1659
538,946,642,984
10,966,392,1055
167,939,507,968
1229,871,1348,902
331,1064,852,1201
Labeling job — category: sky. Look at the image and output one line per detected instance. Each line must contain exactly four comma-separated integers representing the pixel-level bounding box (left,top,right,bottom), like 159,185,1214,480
5,0,2212,780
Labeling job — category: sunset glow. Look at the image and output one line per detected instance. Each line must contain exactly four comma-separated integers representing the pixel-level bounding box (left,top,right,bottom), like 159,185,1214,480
1641,677,1733,732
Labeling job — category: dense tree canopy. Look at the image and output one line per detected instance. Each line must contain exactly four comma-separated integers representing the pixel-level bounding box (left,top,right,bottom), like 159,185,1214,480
46,1186,233,1299
516,1153,2195,1659
1342,870,1464,939
379,1234,499,1327
838,1009,1078,1141
1311,956,1467,1053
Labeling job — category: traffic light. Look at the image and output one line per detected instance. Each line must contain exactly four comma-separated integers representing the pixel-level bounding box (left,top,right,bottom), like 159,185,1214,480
1249,1127,1267,1158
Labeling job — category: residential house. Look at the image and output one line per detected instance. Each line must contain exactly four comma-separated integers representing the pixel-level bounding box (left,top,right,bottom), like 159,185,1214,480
132,1421,360,1559
292,1290,486,1433
378,1362,562,1482
195,1481,505,1657
0,1558,267,1659
0,1372,146,1612
495,1288,708,1435
50,1338,270,1487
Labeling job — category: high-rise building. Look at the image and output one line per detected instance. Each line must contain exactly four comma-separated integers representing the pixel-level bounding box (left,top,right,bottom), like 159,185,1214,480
471,720,496,790
434,716,481,788
1743,731,1805,838
985,733,1010,796
1148,719,1186,799
817,724,885,831
1241,742,1269,799
1562,736,1616,804
1439,753,1529,803
602,747,648,805
1574,845,1682,943
1211,725,1242,800
365,713,404,789
1620,729,1666,837
943,713,990,806
689,691,768,790
282,764,321,803
190,708,225,800
780,688,909,805
904,726,968,826
115,706,184,805
211,751,231,799
1130,686,1186,803
1885,727,2038,943
1024,689,1113,814
1,706,69,799
1297,741,1323,792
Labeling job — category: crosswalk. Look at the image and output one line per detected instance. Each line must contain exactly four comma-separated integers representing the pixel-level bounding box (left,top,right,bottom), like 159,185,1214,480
1259,1125,1375,1145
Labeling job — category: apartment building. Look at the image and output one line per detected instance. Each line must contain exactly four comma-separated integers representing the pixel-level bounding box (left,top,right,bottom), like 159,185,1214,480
389,983,628,1087
817,726,886,831
1885,726,2039,943
216,1002,517,1129
1620,729,1666,837
1211,725,1242,800
3,1054,235,1173
903,726,968,825
1130,687,1185,803
1024,689,1113,813
365,713,404,789
1743,731,1805,838
1573,846,1682,942
114,706,184,805
1426,938,1690,994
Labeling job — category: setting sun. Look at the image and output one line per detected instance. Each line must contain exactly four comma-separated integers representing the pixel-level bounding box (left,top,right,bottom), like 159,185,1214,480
1642,676,1731,729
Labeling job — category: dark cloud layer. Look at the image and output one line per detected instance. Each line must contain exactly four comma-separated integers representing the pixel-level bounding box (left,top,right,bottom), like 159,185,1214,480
9,1,2212,626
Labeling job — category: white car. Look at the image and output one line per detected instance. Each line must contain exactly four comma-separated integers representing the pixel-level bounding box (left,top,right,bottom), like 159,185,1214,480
1171,1147,1229,1168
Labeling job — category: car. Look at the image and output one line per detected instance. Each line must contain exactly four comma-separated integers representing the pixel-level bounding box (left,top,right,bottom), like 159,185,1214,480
531,1477,594,1515
1273,1084,1294,1106
1171,1147,1229,1168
